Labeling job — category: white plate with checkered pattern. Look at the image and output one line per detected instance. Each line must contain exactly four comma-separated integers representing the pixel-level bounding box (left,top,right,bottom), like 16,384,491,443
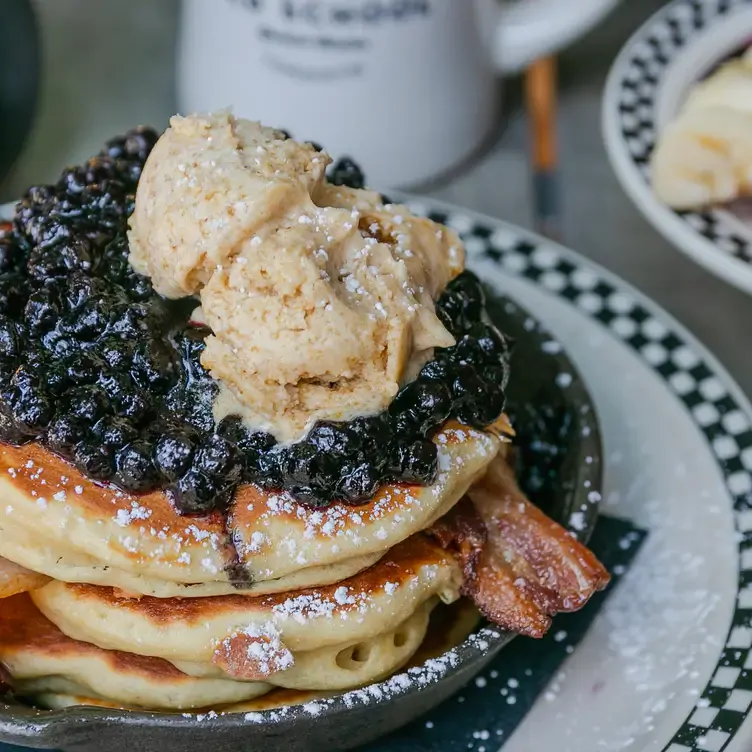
602,0,752,295
3,195,752,751
400,198,752,752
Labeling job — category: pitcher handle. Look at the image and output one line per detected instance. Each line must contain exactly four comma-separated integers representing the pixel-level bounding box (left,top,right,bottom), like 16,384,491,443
482,0,619,74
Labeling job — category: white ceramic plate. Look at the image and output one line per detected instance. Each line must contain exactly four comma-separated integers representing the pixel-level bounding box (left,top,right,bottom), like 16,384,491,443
602,0,752,295
401,199,752,752
2,196,752,751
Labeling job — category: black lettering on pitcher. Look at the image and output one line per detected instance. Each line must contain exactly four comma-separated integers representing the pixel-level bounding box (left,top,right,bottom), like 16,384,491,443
231,0,431,25
227,0,264,11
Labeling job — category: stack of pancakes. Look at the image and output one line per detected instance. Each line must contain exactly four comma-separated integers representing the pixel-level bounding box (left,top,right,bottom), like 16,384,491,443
0,420,609,713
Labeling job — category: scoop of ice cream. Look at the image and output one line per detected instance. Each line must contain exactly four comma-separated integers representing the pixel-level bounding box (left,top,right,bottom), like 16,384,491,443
129,113,326,298
128,112,464,441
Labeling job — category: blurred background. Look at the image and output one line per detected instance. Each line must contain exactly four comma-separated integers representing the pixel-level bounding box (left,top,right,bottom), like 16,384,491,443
2,0,751,394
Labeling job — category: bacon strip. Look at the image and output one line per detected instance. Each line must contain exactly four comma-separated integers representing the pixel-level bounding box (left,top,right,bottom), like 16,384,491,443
426,497,486,596
428,458,610,638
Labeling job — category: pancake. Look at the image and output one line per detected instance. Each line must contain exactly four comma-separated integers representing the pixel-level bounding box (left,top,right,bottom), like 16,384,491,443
0,595,271,710
29,598,480,714
0,524,381,599
0,423,498,597
32,535,461,681
173,599,434,690
0,556,49,598
3,593,434,711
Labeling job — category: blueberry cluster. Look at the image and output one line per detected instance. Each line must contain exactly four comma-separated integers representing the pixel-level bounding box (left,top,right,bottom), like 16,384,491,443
0,129,510,515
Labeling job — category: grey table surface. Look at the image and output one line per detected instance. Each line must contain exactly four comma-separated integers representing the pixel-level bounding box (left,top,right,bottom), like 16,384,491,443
4,0,750,396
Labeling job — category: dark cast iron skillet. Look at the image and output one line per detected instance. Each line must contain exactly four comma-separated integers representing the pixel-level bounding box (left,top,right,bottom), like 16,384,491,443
0,289,603,752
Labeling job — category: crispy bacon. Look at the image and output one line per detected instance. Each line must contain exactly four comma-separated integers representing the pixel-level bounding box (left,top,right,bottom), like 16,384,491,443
427,458,610,638
426,497,486,595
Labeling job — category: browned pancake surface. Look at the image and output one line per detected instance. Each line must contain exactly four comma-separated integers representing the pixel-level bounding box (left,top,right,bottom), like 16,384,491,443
56,534,454,626
0,594,190,682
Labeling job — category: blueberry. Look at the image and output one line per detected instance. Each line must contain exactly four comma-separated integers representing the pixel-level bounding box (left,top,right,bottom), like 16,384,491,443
394,440,438,485
59,351,103,384
124,126,158,162
279,442,319,486
173,327,209,379
60,300,109,339
0,359,17,388
115,441,160,491
450,364,486,406
110,381,151,423
103,135,127,160
5,367,53,436
193,434,242,480
131,339,176,390
68,386,110,422
25,289,60,334
289,485,327,506
0,236,23,273
169,468,234,515
28,237,93,281
0,273,30,317
4,390,51,437
84,156,119,186
73,441,113,479
253,451,284,489
307,421,352,455
455,322,509,367
62,273,108,311
124,273,154,302
348,414,389,452
98,337,134,370
27,218,74,250
0,315,19,359
47,415,87,454
437,271,485,333
94,416,139,449
337,462,381,504
457,382,506,428
217,415,276,455
419,358,452,384
45,364,69,395
154,431,195,481
107,304,149,338
40,323,77,357
389,380,451,436
58,166,88,194
0,408,23,444
182,382,218,432
328,157,366,189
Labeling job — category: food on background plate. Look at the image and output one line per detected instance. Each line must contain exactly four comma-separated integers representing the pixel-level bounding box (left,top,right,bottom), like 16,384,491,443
652,47,752,210
0,112,609,714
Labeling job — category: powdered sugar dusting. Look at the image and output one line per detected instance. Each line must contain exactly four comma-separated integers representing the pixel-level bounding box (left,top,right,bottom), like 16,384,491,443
230,626,503,725
217,622,294,678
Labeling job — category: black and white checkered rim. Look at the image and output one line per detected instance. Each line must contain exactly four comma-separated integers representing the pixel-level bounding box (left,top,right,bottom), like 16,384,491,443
607,0,752,268
405,200,752,752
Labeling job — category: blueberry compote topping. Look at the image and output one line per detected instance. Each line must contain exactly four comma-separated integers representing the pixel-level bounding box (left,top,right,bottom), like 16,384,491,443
0,131,510,514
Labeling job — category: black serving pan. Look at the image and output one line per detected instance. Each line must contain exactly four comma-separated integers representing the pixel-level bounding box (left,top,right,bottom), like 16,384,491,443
0,287,602,752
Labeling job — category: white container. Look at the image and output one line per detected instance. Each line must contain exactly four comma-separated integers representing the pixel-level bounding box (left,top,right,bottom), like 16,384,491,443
178,0,618,187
